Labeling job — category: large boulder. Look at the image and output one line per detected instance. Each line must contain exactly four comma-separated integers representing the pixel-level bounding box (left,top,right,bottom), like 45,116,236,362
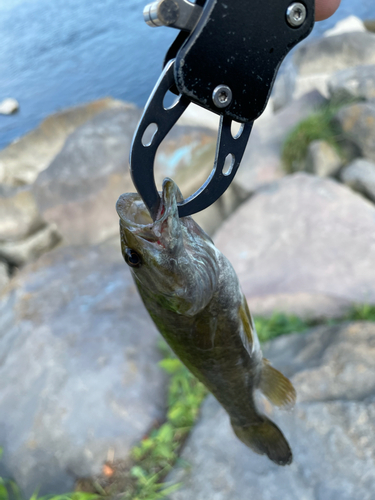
215,173,375,320
0,98,127,186
32,107,216,245
335,101,375,163
168,322,375,500
0,239,166,497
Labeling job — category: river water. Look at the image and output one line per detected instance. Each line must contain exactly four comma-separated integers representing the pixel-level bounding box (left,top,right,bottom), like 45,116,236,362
0,0,373,150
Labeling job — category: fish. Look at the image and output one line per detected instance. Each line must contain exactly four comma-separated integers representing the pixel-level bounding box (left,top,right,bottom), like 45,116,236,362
116,178,296,466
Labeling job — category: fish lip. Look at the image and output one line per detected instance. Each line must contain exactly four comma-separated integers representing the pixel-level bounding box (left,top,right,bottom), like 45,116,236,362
116,178,179,230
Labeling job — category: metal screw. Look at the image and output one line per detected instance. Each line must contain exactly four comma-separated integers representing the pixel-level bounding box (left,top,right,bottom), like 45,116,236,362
212,85,233,109
286,2,306,28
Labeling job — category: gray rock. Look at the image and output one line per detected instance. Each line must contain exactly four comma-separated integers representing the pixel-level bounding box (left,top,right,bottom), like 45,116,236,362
364,19,375,33
323,15,366,37
232,91,327,200
0,186,45,243
274,31,375,109
335,101,375,162
304,140,342,177
328,64,375,104
168,322,375,500
294,32,375,78
0,239,166,496
214,173,375,320
0,98,127,187
340,158,375,203
0,223,61,266
0,261,9,290
0,98,19,115
33,107,216,245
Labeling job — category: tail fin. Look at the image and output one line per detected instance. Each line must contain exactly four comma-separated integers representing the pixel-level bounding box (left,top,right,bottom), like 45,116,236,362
232,417,293,466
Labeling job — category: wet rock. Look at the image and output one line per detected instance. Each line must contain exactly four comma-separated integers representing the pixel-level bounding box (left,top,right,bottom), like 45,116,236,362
304,140,342,177
0,98,127,187
168,322,375,500
232,91,327,200
0,223,61,267
0,239,166,497
0,98,19,115
0,186,45,243
328,65,375,104
215,173,375,320
340,158,375,203
0,261,9,290
335,101,375,162
33,107,216,245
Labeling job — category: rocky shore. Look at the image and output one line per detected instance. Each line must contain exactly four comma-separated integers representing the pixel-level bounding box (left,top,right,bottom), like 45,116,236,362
1,16,375,498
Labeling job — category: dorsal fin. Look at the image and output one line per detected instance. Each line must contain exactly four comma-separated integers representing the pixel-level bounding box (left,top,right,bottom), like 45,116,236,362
238,297,255,354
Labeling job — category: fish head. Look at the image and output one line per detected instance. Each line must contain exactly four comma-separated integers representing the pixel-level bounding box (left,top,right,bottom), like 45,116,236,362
116,178,218,316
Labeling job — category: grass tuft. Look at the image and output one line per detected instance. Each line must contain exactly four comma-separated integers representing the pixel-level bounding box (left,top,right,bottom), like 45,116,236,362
281,103,345,174
346,304,375,322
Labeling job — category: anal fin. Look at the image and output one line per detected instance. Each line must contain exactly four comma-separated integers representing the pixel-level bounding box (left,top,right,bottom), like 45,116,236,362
260,359,296,409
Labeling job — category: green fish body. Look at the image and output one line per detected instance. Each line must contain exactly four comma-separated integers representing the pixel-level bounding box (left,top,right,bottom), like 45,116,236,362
116,179,296,466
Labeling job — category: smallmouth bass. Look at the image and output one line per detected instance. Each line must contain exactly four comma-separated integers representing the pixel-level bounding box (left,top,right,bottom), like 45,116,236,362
116,178,296,466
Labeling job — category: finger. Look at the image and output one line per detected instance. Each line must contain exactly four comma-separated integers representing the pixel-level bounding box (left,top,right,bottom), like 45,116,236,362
315,0,341,21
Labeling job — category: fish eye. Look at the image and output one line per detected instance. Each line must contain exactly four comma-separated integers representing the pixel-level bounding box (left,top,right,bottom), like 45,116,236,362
124,248,142,268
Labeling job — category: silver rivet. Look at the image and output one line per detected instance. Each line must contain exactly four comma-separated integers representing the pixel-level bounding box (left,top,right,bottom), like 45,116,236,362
286,3,306,28
212,85,233,108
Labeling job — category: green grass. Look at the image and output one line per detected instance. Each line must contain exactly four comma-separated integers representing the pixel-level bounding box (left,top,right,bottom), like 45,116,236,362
254,312,313,343
346,304,375,322
2,307,375,500
281,103,346,174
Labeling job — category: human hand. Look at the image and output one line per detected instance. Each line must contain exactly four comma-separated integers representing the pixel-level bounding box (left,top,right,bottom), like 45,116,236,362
315,0,341,21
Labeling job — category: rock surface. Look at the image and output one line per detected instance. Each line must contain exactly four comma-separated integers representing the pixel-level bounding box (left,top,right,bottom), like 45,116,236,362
0,261,9,290
328,64,375,104
340,158,375,203
0,98,127,186
32,107,216,245
215,173,375,320
323,15,366,37
0,186,45,242
335,101,375,162
0,239,166,497
0,223,61,267
168,322,375,500
304,140,342,177
273,31,375,109
0,98,19,115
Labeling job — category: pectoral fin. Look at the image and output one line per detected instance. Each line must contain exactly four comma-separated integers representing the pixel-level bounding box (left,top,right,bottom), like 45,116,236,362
260,359,296,409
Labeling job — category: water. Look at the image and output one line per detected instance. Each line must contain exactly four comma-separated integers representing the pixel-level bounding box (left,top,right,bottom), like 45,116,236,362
0,0,373,150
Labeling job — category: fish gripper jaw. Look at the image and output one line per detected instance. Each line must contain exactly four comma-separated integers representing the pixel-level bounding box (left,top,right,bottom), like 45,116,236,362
130,0,315,220
130,59,253,220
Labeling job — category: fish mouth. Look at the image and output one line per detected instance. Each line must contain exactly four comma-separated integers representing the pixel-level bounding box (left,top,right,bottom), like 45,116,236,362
116,178,182,230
